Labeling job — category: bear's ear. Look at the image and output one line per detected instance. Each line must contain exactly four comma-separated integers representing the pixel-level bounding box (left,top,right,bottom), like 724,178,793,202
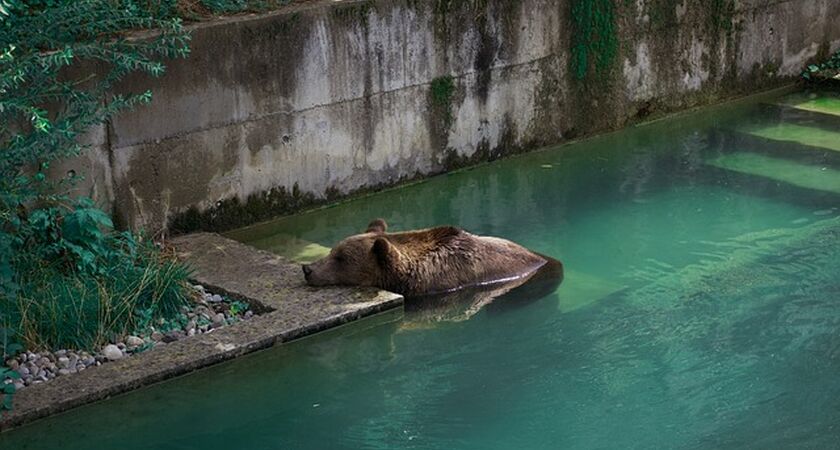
372,237,397,267
366,218,388,233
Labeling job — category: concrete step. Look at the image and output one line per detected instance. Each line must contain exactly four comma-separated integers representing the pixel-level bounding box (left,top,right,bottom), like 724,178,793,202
743,123,840,153
245,233,331,264
779,94,840,117
706,152,840,195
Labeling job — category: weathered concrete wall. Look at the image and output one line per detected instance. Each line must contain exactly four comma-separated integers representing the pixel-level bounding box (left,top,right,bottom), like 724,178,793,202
63,0,840,232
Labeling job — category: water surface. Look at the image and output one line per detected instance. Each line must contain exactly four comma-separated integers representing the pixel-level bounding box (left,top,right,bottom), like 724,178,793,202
3,89,840,449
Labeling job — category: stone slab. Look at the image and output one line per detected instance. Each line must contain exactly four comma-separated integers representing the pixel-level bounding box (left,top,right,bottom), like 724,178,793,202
744,123,840,153
707,152,840,195
0,233,403,432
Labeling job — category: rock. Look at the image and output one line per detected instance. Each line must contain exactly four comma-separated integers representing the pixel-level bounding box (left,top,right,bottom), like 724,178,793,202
186,319,196,331
55,349,67,358
187,328,196,337
199,324,209,333
102,344,123,361
58,368,71,376
244,311,254,319
162,331,182,343
210,294,223,303
56,356,70,369
18,366,29,377
37,356,50,367
116,342,126,350
6,359,19,371
212,313,225,327
68,355,78,369
81,356,95,366
13,381,24,391
151,331,164,342
193,284,205,293
214,343,236,352
126,335,144,348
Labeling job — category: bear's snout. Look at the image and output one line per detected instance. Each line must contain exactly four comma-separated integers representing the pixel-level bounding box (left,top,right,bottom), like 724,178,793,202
301,264,312,281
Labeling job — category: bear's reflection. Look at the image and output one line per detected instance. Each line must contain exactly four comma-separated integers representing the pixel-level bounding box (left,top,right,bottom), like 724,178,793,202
400,256,563,329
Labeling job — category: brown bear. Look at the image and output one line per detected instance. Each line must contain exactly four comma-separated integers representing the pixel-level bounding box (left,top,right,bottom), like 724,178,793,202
302,219,563,298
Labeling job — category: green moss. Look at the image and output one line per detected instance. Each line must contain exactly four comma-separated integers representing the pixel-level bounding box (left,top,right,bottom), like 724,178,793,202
708,0,735,34
430,75,455,110
169,184,318,234
331,0,376,24
428,75,457,133
570,0,618,82
647,0,680,29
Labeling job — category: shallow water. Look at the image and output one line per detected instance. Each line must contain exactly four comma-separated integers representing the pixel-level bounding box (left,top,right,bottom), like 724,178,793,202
4,89,840,449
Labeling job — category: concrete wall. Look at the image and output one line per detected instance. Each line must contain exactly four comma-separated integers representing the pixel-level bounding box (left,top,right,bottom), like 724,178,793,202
60,0,840,232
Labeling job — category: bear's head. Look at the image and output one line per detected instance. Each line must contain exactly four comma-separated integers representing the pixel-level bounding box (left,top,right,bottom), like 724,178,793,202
302,219,398,288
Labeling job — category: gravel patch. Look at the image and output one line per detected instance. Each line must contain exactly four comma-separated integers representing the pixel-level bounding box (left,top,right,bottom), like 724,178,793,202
2,285,256,390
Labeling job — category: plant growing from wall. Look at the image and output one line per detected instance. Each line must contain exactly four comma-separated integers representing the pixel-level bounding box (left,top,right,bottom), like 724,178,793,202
570,0,618,82
430,75,456,127
802,49,840,82
708,0,735,34
0,0,192,408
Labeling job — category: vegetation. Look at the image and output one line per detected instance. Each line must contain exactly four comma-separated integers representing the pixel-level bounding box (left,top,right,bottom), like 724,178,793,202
570,0,618,82
802,49,840,82
430,75,456,127
0,0,193,408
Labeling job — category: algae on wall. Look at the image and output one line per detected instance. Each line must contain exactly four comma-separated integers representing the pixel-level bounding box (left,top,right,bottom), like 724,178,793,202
85,0,840,233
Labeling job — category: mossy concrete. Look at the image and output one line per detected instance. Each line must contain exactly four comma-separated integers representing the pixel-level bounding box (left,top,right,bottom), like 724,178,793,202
0,233,402,432
54,0,840,233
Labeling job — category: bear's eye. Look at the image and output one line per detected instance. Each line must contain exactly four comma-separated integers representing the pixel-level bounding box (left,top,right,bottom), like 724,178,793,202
334,253,346,263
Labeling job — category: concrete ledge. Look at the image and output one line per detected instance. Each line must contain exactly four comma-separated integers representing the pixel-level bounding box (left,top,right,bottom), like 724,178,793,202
0,233,403,432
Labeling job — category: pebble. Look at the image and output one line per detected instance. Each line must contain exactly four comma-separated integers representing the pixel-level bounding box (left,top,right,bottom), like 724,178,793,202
162,331,182,343
126,335,144,348
3,289,249,390
102,344,123,361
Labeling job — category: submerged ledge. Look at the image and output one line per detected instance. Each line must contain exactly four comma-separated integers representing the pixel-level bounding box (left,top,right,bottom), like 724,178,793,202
0,233,403,432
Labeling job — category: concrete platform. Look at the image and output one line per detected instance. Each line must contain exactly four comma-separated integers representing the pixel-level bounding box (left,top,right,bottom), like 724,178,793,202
780,94,840,117
744,123,840,153
707,152,840,195
0,233,403,432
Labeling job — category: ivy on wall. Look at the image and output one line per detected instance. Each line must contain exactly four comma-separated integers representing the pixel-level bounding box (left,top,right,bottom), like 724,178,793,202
570,0,618,82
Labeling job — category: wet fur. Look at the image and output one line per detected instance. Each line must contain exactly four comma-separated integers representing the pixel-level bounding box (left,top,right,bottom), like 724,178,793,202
304,219,553,297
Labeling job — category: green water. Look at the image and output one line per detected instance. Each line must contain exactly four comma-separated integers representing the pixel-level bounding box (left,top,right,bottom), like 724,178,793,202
4,89,840,449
